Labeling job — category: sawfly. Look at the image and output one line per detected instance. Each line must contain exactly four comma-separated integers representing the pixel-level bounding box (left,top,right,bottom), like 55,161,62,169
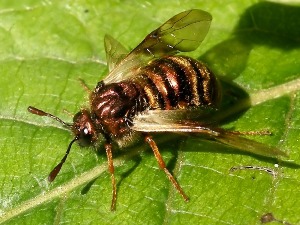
28,9,286,210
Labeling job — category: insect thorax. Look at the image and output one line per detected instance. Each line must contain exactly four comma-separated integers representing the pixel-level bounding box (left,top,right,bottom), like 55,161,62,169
89,81,147,139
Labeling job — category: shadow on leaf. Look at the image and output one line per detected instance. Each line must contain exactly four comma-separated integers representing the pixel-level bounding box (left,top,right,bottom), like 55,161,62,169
201,1,300,81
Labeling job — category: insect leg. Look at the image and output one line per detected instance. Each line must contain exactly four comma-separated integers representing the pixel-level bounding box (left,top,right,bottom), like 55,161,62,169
226,130,272,135
230,165,278,177
105,143,117,211
144,134,189,202
78,78,92,94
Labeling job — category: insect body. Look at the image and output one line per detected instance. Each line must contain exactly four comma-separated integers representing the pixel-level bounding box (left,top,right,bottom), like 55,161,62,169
87,55,220,141
28,9,286,211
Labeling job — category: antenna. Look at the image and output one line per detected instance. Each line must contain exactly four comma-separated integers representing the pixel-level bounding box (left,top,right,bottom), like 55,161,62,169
48,137,78,182
27,106,71,127
28,106,76,181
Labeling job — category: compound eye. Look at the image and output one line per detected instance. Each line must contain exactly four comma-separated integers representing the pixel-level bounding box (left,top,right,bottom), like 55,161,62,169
83,127,89,135
78,126,93,147
72,110,96,147
80,126,91,138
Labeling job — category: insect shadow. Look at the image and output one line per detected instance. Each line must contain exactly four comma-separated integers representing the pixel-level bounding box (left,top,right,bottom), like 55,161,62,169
201,1,300,81
81,154,142,196
196,1,300,169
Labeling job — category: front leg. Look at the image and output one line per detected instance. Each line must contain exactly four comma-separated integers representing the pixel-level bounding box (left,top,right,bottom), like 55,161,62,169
105,143,117,211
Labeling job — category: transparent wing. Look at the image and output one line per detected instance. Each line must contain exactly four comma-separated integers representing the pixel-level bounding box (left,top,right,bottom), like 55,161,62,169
132,109,218,127
132,110,287,158
104,9,212,84
104,34,129,71
213,132,287,158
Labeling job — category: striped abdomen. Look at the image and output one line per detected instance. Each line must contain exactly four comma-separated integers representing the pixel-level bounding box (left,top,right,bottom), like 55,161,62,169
133,56,221,110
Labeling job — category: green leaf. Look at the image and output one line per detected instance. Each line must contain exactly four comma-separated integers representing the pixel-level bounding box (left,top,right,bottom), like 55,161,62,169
1,1,300,225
